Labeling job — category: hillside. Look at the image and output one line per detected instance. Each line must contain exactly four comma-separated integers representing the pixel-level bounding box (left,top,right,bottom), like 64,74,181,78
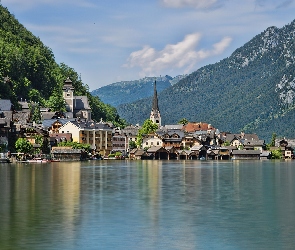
91,75,185,107
117,19,295,141
0,5,125,127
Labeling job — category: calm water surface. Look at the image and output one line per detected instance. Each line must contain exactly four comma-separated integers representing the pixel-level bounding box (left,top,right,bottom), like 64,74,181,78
1,160,295,249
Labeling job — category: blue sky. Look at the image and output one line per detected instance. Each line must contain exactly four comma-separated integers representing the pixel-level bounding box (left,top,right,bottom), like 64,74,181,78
2,0,295,91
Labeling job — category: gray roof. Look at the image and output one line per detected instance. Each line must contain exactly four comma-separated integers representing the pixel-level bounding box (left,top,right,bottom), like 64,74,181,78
66,120,113,130
134,149,145,156
41,112,58,120
18,101,29,110
13,111,30,125
191,145,206,151
232,150,261,155
242,139,264,145
0,99,12,111
226,133,259,142
179,150,191,155
73,96,91,110
42,119,74,130
157,129,184,138
147,146,166,153
163,124,184,130
122,126,140,136
260,151,271,157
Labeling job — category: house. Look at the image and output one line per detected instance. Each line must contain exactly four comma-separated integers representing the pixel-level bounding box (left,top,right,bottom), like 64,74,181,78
191,145,207,159
59,120,113,156
42,119,73,133
224,132,259,148
278,138,294,159
112,128,128,154
207,148,219,160
181,134,202,149
178,150,199,160
51,146,82,161
232,150,261,160
243,140,265,152
142,134,163,148
121,125,141,152
159,130,183,149
49,133,72,146
0,100,13,145
129,148,150,160
146,146,168,160
165,146,179,160
183,122,216,133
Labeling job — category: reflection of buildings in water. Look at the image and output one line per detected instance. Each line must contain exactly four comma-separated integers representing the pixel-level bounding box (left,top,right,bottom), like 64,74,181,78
51,162,81,232
141,161,162,226
0,163,81,246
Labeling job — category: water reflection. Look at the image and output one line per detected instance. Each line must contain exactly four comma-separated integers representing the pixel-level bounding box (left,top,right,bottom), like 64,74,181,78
0,162,81,250
1,160,295,249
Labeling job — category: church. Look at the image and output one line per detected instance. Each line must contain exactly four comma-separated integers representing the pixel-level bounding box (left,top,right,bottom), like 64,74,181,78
62,77,92,121
149,80,161,127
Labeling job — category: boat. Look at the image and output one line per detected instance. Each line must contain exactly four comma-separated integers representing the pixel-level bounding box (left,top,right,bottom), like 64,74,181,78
0,153,12,163
0,158,11,163
26,158,49,163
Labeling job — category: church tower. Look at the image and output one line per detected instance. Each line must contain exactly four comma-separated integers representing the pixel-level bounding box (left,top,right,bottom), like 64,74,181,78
150,80,161,127
62,77,74,112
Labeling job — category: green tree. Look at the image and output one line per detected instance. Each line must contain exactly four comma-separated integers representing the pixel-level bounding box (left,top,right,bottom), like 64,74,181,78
136,119,158,147
271,149,282,159
129,140,137,150
178,118,189,125
57,141,91,152
28,89,45,105
223,140,231,146
270,133,277,147
45,88,66,112
29,102,41,123
15,138,33,154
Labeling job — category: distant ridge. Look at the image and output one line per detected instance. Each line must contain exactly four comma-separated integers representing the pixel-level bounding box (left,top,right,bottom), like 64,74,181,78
91,75,186,107
117,19,295,141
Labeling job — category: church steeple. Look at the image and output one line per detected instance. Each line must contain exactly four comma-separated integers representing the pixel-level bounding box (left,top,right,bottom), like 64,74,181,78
150,80,161,127
152,80,159,112
62,77,74,112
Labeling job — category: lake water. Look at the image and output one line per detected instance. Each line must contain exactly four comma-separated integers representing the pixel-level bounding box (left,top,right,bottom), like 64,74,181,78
1,160,295,250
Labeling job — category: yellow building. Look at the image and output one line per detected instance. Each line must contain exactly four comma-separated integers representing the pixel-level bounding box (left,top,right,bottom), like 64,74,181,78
59,120,113,156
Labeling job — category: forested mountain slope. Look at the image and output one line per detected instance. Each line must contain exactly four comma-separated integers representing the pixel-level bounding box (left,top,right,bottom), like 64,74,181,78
91,75,185,107
117,19,295,141
0,5,125,127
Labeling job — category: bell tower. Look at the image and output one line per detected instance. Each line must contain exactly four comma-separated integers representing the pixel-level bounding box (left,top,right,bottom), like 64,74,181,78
150,80,161,127
62,77,74,112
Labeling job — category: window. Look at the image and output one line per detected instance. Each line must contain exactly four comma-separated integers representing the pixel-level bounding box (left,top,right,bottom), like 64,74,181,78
146,142,148,145
157,142,159,145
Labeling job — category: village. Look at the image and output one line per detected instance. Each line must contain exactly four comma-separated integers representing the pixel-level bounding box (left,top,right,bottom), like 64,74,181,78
0,77,293,162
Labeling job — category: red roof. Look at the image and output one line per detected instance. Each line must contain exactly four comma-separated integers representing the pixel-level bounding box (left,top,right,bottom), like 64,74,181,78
183,122,215,132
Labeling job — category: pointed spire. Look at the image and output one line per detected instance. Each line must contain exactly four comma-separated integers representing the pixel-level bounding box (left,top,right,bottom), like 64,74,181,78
152,80,159,111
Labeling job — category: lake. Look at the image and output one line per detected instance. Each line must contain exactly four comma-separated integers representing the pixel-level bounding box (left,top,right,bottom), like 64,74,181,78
1,160,295,250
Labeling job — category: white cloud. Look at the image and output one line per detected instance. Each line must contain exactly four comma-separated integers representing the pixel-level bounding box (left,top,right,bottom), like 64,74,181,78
124,33,232,77
160,0,220,9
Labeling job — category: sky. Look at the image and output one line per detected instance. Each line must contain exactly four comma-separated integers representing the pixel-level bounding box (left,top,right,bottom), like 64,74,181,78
2,0,295,91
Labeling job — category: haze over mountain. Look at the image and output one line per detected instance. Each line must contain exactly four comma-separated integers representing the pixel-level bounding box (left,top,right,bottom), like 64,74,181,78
91,75,185,107
116,19,295,141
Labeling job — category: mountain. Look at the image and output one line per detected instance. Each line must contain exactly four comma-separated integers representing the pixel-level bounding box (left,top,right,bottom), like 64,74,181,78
0,5,125,127
91,75,186,107
117,19,295,141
